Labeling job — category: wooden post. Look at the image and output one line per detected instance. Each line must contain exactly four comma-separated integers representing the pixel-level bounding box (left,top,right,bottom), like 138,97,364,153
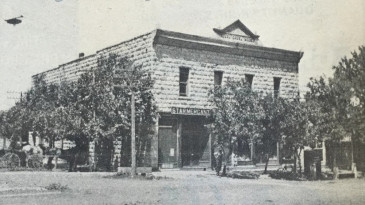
333,143,339,179
322,140,327,167
277,142,280,165
209,133,212,169
250,140,255,164
54,157,58,170
351,133,357,178
131,92,136,177
176,119,182,168
151,114,159,170
351,135,354,165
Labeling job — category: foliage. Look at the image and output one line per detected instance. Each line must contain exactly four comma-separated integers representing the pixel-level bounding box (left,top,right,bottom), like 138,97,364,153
306,46,365,142
305,46,365,169
226,170,260,179
269,169,306,181
44,183,69,192
259,95,286,172
280,98,319,173
210,78,317,174
331,46,365,139
0,53,156,170
209,79,264,163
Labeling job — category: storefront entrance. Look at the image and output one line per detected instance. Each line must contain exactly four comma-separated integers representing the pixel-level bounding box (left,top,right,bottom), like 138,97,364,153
158,117,177,168
181,117,210,167
157,115,211,169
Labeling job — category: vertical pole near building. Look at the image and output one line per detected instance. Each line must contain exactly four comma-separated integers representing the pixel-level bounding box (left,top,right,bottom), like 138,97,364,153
151,114,159,170
351,130,358,178
208,133,212,170
131,91,136,177
322,140,327,167
277,142,280,165
250,140,255,164
176,119,182,168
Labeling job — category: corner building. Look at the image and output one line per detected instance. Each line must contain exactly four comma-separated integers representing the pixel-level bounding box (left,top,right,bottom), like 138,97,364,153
34,20,303,170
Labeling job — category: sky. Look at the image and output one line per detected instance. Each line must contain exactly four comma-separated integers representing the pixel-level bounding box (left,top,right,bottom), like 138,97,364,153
1,0,364,111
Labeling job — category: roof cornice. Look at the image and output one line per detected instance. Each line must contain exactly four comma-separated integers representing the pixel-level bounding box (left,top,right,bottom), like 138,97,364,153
154,29,303,64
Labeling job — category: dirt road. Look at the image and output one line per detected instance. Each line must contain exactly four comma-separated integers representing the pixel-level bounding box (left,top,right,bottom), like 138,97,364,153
0,170,364,204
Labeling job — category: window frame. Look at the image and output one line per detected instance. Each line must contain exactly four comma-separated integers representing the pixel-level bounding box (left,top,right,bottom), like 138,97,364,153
245,74,254,89
214,71,223,87
273,77,281,98
179,67,190,96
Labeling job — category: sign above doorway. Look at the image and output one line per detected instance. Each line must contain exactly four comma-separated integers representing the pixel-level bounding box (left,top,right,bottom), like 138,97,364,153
171,107,210,116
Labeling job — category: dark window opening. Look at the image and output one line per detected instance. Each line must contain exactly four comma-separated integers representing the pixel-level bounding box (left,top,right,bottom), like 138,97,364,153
274,77,281,98
245,74,254,89
179,67,189,96
214,71,223,86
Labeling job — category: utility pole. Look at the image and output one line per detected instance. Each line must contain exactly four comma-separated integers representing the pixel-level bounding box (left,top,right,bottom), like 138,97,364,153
113,62,137,177
131,91,136,177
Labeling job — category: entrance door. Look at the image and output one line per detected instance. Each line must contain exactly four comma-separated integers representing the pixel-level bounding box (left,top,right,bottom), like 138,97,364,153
181,117,210,167
182,131,203,166
158,125,177,168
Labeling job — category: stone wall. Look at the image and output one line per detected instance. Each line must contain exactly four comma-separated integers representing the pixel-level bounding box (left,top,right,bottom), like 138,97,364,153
34,31,157,85
97,31,157,73
34,54,97,85
35,30,300,113
152,44,299,113
32,29,301,171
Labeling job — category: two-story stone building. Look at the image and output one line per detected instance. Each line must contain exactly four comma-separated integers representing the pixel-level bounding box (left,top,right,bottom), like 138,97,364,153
33,20,303,170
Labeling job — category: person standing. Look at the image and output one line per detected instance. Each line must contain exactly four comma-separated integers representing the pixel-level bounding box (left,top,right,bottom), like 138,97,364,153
214,144,224,176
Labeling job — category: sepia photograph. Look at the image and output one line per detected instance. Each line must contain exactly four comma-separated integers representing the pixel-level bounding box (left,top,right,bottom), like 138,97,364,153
0,0,364,204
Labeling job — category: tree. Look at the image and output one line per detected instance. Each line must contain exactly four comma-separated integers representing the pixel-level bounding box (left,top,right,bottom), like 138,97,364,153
210,77,319,175
108,54,156,176
78,53,156,173
260,95,286,173
280,98,318,174
209,78,264,173
306,46,365,171
0,53,156,172
331,46,365,140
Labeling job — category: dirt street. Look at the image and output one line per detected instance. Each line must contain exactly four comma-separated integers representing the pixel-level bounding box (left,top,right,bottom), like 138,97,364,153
0,170,364,205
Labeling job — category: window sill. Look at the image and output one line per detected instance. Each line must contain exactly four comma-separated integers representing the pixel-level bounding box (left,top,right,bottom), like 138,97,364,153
178,96,192,100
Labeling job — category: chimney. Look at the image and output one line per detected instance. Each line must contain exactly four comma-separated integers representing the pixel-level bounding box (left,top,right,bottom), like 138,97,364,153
79,53,85,58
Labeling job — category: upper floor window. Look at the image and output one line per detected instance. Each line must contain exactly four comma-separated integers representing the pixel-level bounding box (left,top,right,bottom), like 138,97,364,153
245,74,254,89
274,77,281,98
214,71,223,87
179,67,189,96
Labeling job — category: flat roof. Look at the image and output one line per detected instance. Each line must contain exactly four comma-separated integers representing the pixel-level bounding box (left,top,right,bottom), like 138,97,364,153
34,28,303,78
154,29,303,63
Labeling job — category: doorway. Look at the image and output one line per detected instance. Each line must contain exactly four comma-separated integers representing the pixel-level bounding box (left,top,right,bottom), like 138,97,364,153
181,117,210,167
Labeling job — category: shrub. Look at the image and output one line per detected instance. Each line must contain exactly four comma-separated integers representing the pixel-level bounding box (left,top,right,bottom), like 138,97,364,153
226,171,260,179
45,183,69,192
269,169,306,181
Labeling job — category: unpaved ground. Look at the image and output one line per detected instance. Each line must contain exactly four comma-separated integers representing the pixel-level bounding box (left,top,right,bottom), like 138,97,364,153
0,170,364,205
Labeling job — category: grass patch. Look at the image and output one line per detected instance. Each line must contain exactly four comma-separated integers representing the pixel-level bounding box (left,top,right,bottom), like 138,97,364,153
104,173,172,180
269,170,307,181
44,183,69,192
0,167,48,172
226,171,260,179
